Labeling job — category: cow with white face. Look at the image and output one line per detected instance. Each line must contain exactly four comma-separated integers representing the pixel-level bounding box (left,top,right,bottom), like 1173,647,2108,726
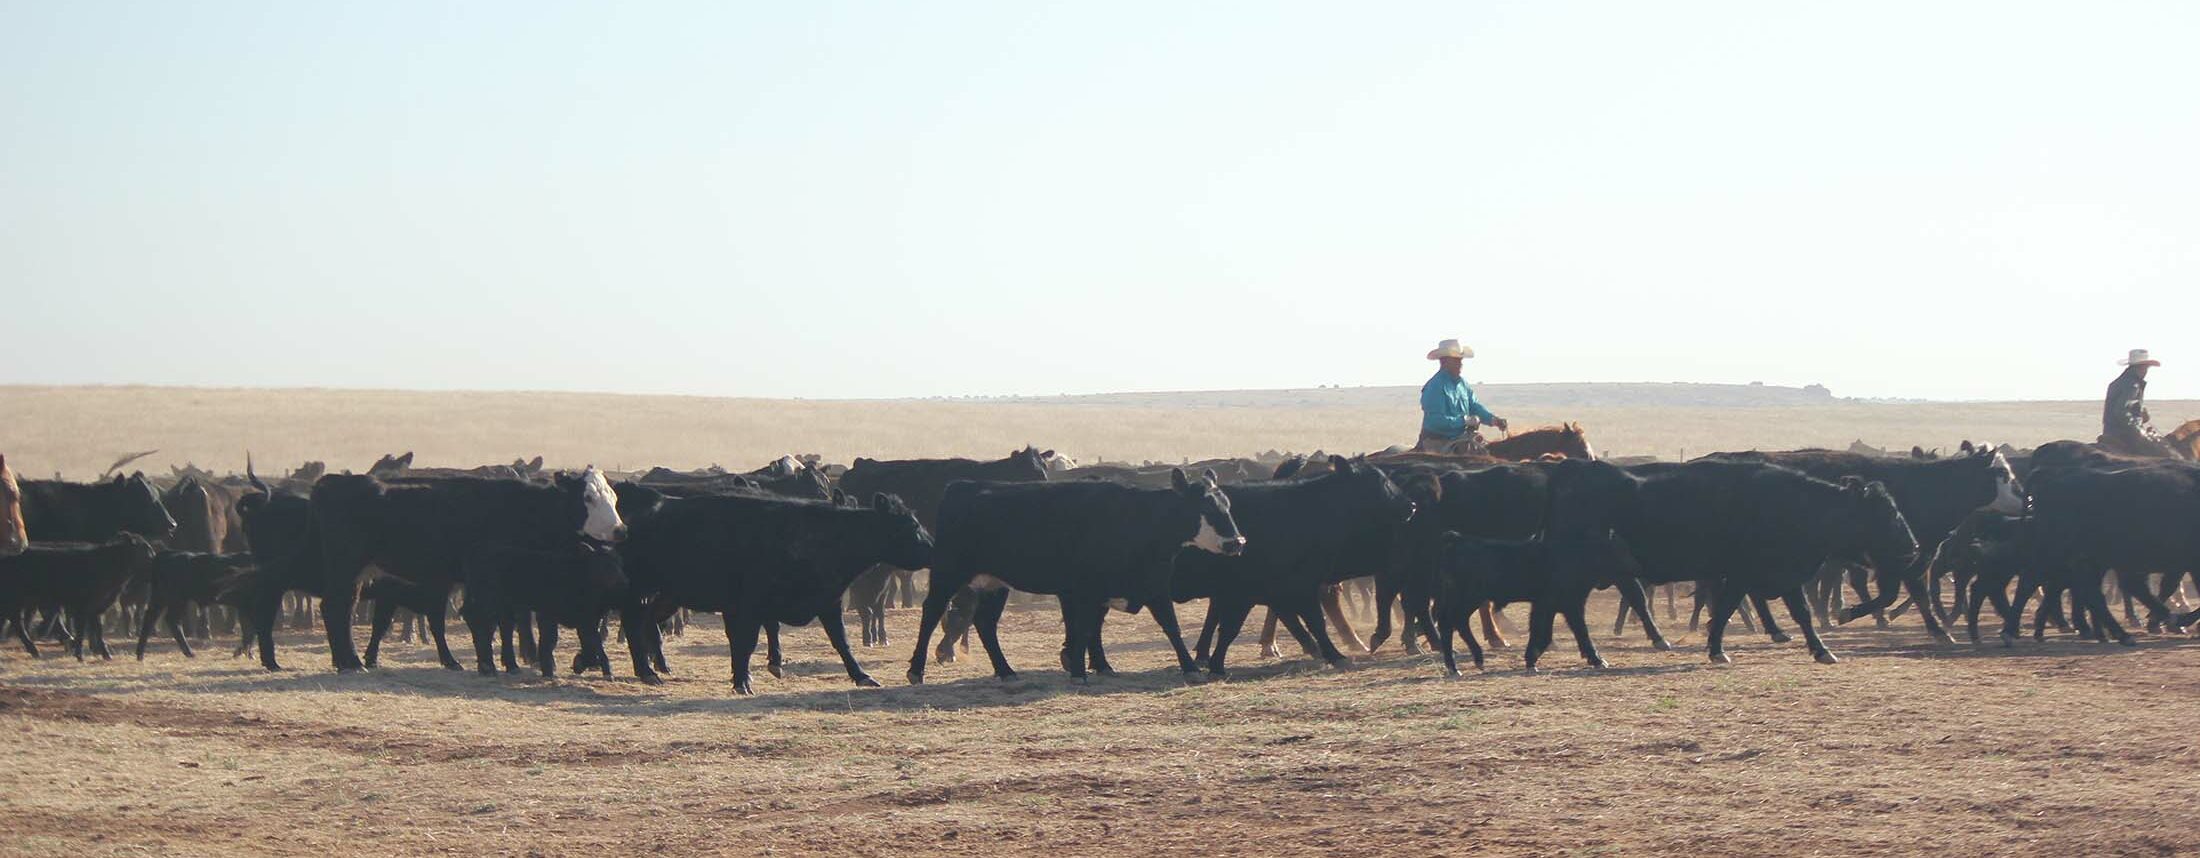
564,466,626,542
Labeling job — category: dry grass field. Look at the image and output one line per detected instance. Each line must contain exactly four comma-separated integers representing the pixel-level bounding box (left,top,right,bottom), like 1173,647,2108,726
3,596,2196,857
5,384,2199,856
4,384,2189,478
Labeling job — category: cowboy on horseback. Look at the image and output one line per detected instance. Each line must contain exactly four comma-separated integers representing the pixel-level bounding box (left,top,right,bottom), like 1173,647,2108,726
1416,338,1508,455
2102,348,2182,458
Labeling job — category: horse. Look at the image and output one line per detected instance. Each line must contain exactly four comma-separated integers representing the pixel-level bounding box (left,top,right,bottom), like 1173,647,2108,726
1370,423,1599,466
0,454,26,557
2164,419,2200,461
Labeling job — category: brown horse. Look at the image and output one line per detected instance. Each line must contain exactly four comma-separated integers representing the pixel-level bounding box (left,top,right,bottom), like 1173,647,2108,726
0,454,25,556
2165,419,2200,461
1486,423,1597,461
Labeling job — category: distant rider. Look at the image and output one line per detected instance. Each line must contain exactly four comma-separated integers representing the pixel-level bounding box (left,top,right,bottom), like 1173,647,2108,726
1416,339,1507,454
2101,348,2178,458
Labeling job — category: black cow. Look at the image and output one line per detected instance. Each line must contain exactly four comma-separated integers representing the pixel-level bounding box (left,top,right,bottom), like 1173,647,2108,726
1600,460,1919,663
309,467,624,671
617,492,931,692
134,550,254,659
2006,457,2200,646
1703,447,2023,642
0,535,159,659
839,448,1050,654
1162,457,1415,676
1431,530,1642,675
228,464,324,670
1369,461,1672,656
905,469,1245,684
462,540,627,677
19,473,177,543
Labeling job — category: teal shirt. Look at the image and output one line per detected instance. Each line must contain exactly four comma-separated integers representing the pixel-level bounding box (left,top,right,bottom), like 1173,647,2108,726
1421,370,1497,438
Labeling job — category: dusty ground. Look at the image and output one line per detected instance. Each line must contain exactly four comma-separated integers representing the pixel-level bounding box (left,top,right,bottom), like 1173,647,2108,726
4,593,2196,857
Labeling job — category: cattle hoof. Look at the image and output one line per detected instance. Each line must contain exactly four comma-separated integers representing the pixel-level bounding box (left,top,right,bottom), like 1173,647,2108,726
1070,675,1090,686
767,663,784,680
905,670,925,686
443,662,465,672
1710,652,1733,665
1259,645,1280,659
853,675,881,688
1522,664,1540,676
1444,667,1461,679
1588,658,1609,669
1767,632,1792,644
1651,639,1674,653
732,680,754,695
2118,636,2138,648
1327,658,1352,671
1813,650,1840,665
1092,667,1117,677
1931,632,1956,645
1999,633,2017,649
995,671,1019,682
638,674,665,686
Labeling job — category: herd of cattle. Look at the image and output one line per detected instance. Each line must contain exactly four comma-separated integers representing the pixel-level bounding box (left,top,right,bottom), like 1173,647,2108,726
0,427,2194,695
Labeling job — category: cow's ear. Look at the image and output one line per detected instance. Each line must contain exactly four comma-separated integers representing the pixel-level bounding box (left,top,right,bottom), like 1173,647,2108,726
1328,454,1351,474
830,488,848,506
1201,468,1221,488
1170,467,1192,493
872,492,894,513
1041,449,1055,459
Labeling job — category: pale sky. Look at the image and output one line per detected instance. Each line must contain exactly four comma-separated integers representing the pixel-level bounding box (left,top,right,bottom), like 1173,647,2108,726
4,2,2196,401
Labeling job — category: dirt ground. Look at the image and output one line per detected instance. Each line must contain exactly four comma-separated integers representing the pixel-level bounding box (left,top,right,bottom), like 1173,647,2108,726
3,592,2195,857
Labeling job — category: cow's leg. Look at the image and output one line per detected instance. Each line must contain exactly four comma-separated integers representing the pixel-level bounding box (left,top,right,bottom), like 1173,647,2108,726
1780,589,1838,664
1146,596,1201,676
1289,596,1351,669
1258,608,1283,658
1689,584,1708,632
427,608,463,670
1058,594,1096,682
1319,586,1369,654
936,588,977,665
134,601,163,661
463,606,498,676
8,614,38,658
620,604,663,683
512,615,536,667
816,608,879,687
499,616,520,673
1618,578,1671,651
89,612,113,659
2079,573,2137,646
1085,603,1116,676
764,623,785,680
905,571,962,685
536,617,560,679
363,598,398,669
722,607,764,695
1368,574,1400,653
1203,597,1256,677
1193,603,1220,663
167,607,194,658
970,588,1016,680
1276,611,1319,657
1563,594,1607,668
1753,595,1790,643
1704,584,1747,664
2000,570,2041,646
584,620,615,678
1523,602,1556,674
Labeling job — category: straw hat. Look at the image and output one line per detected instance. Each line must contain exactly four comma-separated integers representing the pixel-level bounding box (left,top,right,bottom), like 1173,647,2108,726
1426,339,1474,360
2120,349,2161,368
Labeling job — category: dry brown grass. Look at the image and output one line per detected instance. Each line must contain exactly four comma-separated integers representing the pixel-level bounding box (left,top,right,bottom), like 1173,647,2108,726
4,595,2196,856
3,384,2185,478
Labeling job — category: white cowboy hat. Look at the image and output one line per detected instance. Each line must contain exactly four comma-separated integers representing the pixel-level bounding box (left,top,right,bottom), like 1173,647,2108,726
1426,339,1475,360
2120,349,2161,367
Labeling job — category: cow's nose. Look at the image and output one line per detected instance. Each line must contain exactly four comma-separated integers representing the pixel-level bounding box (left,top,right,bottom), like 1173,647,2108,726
1223,537,1248,556
612,525,631,542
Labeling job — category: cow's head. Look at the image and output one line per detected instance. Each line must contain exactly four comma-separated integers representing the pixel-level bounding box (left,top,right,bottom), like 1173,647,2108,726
868,492,933,571
1010,446,1051,480
1173,468,1247,556
574,539,628,595
1329,456,1415,523
111,472,178,541
558,466,625,542
1977,445,2027,515
0,453,24,556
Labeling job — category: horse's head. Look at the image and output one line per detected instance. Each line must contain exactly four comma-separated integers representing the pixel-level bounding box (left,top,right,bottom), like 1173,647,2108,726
0,454,25,556
1486,423,1598,461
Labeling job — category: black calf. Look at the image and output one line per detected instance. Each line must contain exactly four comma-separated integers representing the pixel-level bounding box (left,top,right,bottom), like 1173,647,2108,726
461,541,627,678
